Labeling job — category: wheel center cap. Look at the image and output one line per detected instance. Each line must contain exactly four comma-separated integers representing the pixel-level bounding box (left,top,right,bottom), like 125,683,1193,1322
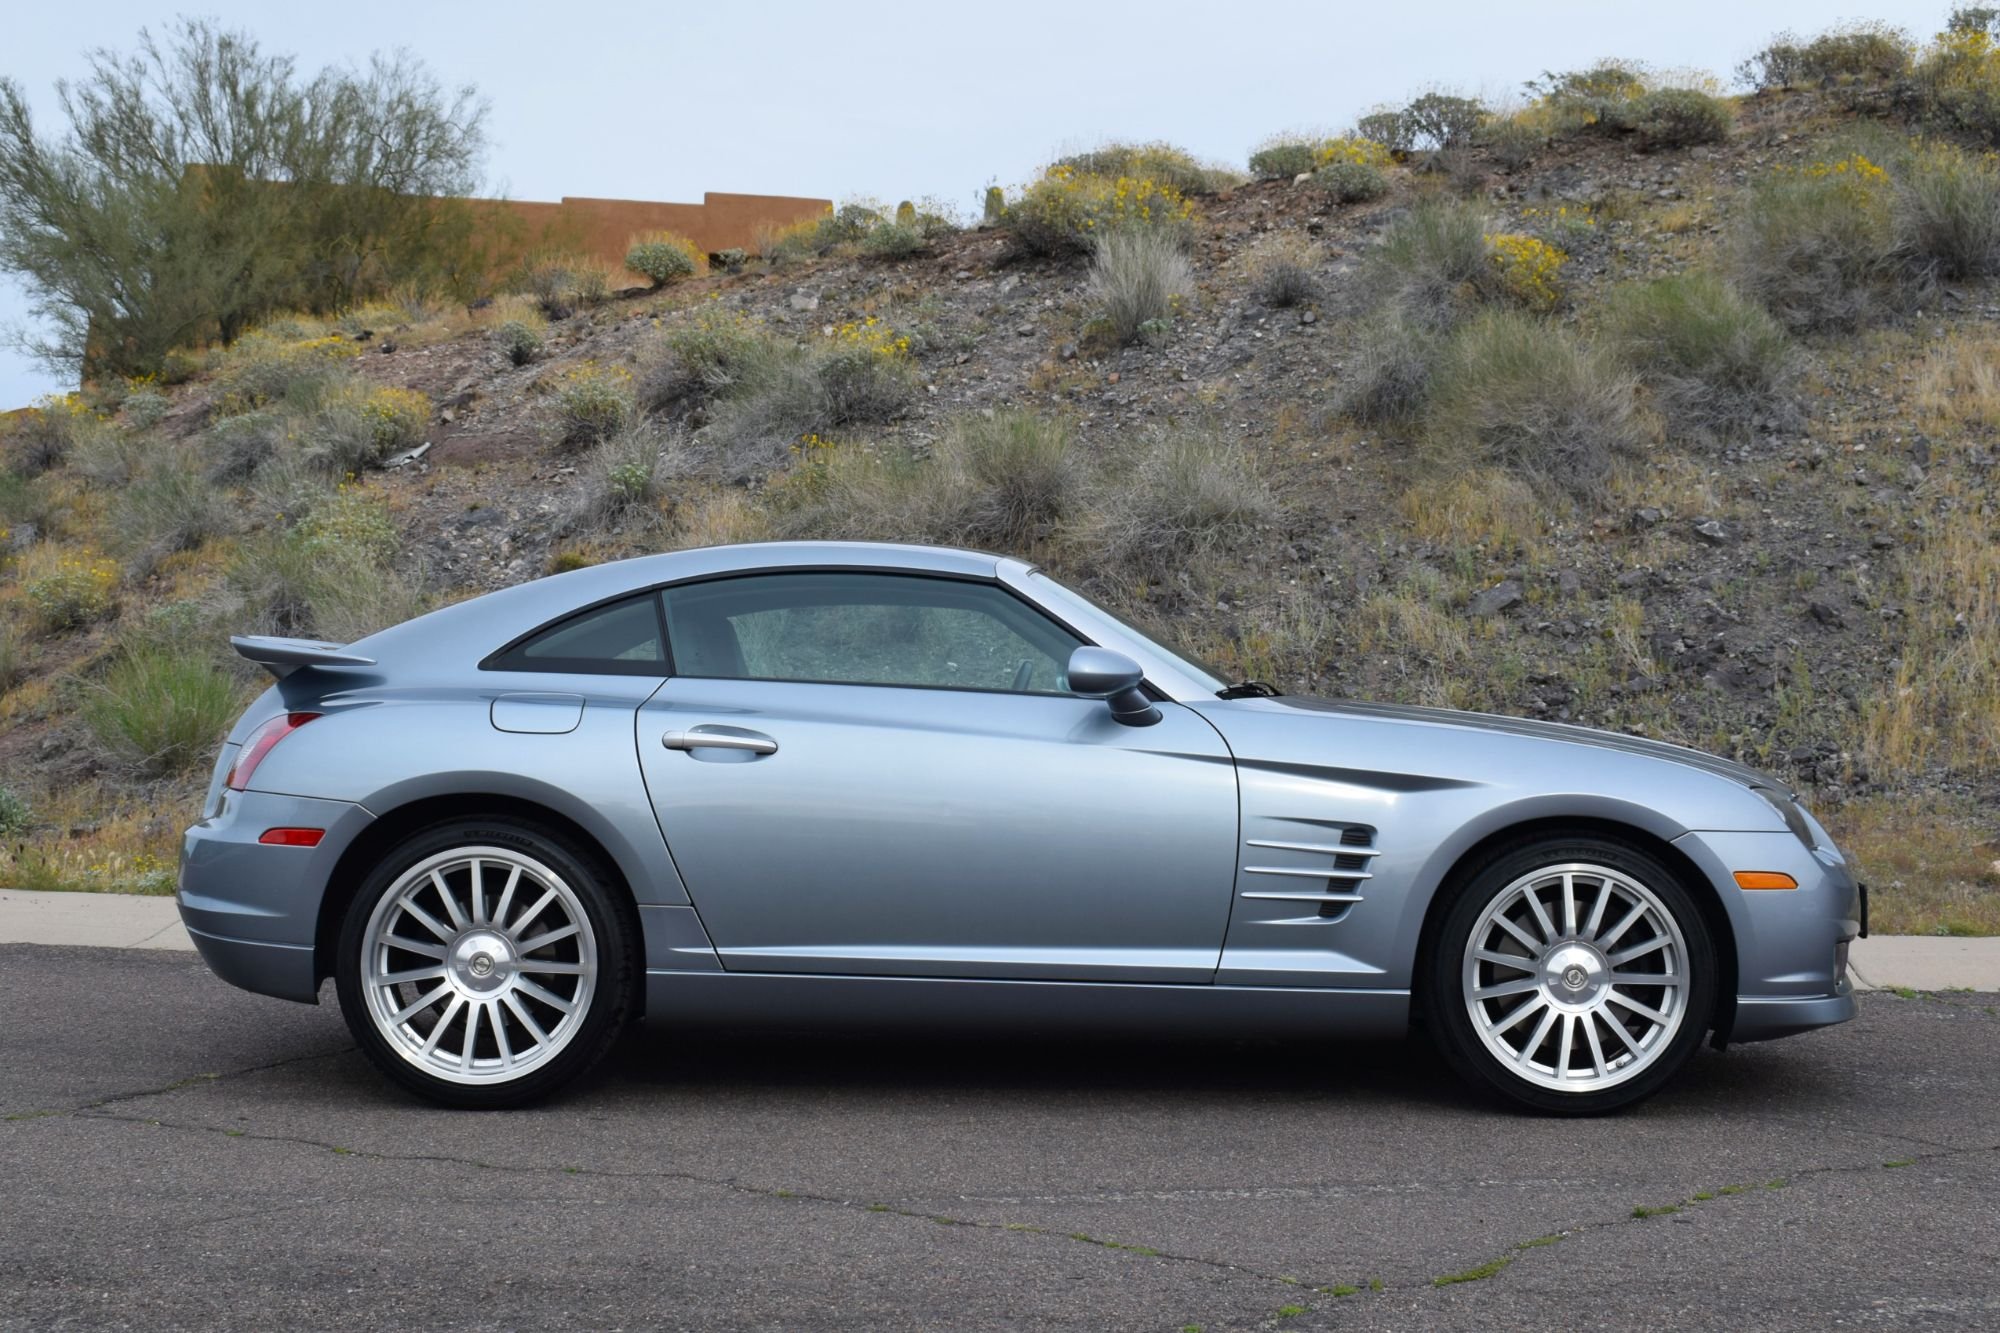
1542,943,1608,1006
1562,965,1588,990
450,931,513,994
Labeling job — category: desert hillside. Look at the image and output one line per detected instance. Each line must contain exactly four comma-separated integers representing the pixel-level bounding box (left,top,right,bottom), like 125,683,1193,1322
2,18,1996,933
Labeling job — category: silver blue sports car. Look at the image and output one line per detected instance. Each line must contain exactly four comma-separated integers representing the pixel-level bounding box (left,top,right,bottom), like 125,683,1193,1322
179,541,1864,1112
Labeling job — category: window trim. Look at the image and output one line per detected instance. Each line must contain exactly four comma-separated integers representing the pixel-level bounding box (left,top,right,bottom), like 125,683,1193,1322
658,569,1085,698
478,564,1164,702
479,590,675,677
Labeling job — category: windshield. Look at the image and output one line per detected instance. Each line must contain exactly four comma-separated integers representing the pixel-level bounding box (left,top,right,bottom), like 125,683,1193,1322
1024,571,1231,694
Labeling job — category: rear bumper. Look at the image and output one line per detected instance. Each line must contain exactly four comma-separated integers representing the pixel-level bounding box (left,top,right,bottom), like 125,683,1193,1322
177,788,374,1003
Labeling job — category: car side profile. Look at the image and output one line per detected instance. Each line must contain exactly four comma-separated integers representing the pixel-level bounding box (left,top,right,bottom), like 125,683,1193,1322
178,541,1864,1113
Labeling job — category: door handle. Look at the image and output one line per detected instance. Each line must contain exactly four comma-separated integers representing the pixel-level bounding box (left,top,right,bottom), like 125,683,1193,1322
662,729,778,755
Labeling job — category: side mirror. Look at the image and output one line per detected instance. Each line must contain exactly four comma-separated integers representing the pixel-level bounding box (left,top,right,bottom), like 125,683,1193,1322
1066,647,1161,727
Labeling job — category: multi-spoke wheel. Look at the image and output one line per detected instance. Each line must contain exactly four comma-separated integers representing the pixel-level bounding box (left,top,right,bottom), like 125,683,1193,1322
335,818,636,1108
1426,836,1716,1114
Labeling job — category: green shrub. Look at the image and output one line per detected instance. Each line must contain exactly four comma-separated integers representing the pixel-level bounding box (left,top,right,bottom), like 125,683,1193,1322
1089,228,1193,344
229,485,421,643
0,785,29,836
1632,88,1733,147
25,550,119,632
1731,154,1907,332
704,320,918,468
1048,141,1235,195
1738,23,1915,91
1896,141,2000,280
542,362,635,450
1361,198,1490,320
640,308,767,411
1101,426,1272,574
82,646,242,776
496,319,542,367
1602,273,1800,442
942,411,1080,548
1249,138,1320,179
860,222,925,259
122,386,170,430
71,427,148,489
1525,61,1651,133
1426,309,1643,498
625,231,703,288
1311,161,1389,203
211,332,359,417
1382,92,1488,152
1476,115,1545,170
117,451,239,576
1004,166,1196,257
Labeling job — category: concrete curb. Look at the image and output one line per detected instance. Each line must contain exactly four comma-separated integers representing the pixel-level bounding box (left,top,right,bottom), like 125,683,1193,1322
2,890,1998,991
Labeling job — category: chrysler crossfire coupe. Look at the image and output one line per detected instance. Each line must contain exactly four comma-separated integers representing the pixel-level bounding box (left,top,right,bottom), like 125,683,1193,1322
179,541,1864,1112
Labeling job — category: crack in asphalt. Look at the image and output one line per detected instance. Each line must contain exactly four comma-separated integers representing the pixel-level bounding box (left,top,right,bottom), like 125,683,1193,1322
0,1046,354,1122
1397,1137,2000,1303
64,1104,1337,1296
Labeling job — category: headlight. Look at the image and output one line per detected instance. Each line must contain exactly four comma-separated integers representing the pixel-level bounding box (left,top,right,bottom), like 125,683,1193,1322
1752,786,1816,850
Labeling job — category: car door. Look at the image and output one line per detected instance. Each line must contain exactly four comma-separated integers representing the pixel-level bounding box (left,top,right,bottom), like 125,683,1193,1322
634,570,1240,983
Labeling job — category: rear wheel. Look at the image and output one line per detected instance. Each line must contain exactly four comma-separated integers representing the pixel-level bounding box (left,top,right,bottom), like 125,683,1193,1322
1425,835,1716,1114
334,817,637,1108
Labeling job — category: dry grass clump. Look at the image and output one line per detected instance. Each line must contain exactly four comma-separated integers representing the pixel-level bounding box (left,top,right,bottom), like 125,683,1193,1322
703,320,918,470
541,362,635,450
1914,329,2000,433
517,252,614,320
80,644,244,777
1895,141,2000,283
563,424,690,535
1730,154,1907,333
1360,198,1490,317
1097,425,1273,574
1397,468,1550,561
1866,486,2000,778
1822,795,2000,936
115,450,241,578
1243,233,1320,307
1088,228,1193,344
940,411,1081,550
1338,312,1445,423
1600,272,1801,444
1424,309,1645,499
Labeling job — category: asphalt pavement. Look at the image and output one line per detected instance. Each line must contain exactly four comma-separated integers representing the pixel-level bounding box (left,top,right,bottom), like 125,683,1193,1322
1,943,1996,1331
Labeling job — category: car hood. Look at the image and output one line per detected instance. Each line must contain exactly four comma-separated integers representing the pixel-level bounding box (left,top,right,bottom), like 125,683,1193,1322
1221,696,1788,795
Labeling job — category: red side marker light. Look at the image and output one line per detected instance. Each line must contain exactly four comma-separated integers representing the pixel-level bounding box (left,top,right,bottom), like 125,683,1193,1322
258,827,325,848
226,712,321,791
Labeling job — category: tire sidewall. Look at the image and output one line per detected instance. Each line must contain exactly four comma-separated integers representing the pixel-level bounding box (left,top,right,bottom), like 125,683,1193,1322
1426,837,1717,1115
334,817,636,1109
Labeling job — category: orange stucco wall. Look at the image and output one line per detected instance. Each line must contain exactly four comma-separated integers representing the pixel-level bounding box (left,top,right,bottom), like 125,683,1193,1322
501,190,830,280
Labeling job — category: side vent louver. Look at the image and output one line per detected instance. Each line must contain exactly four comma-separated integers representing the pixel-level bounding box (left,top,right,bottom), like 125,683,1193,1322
1240,824,1379,923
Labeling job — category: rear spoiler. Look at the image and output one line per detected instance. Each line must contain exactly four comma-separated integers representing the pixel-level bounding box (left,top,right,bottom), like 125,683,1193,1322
231,635,378,680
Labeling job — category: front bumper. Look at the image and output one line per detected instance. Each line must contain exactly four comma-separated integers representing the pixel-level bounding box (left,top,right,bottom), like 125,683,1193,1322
177,788,374,1004
1674,829,1863,1044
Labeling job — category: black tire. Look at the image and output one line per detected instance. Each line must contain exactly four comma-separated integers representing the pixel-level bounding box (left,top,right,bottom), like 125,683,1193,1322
1423,834,1717,1115
334,816,638,1109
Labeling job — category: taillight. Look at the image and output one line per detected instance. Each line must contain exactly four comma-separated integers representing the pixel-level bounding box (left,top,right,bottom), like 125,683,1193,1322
226,712,321,791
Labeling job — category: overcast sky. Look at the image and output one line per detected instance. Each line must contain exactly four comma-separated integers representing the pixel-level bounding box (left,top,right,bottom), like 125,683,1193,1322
0,0,1952,408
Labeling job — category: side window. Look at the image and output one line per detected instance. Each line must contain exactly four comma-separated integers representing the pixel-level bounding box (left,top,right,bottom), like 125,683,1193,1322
661,572,1085,694
487,594,667,675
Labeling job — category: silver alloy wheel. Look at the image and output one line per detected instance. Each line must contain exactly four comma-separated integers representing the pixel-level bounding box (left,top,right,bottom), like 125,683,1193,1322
359,846,598,1086
1462,861,1690,1093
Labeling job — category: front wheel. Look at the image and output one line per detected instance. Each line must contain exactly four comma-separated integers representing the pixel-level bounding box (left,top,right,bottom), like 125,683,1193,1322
334,818,637,1108
1425,836,1717,1115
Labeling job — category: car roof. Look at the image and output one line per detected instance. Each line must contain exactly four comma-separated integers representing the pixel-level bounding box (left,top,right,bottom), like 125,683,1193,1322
347,541,1014,669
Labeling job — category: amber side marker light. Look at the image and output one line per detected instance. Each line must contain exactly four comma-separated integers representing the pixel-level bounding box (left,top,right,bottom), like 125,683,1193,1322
1734,871,1799,890
258,828,325,848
